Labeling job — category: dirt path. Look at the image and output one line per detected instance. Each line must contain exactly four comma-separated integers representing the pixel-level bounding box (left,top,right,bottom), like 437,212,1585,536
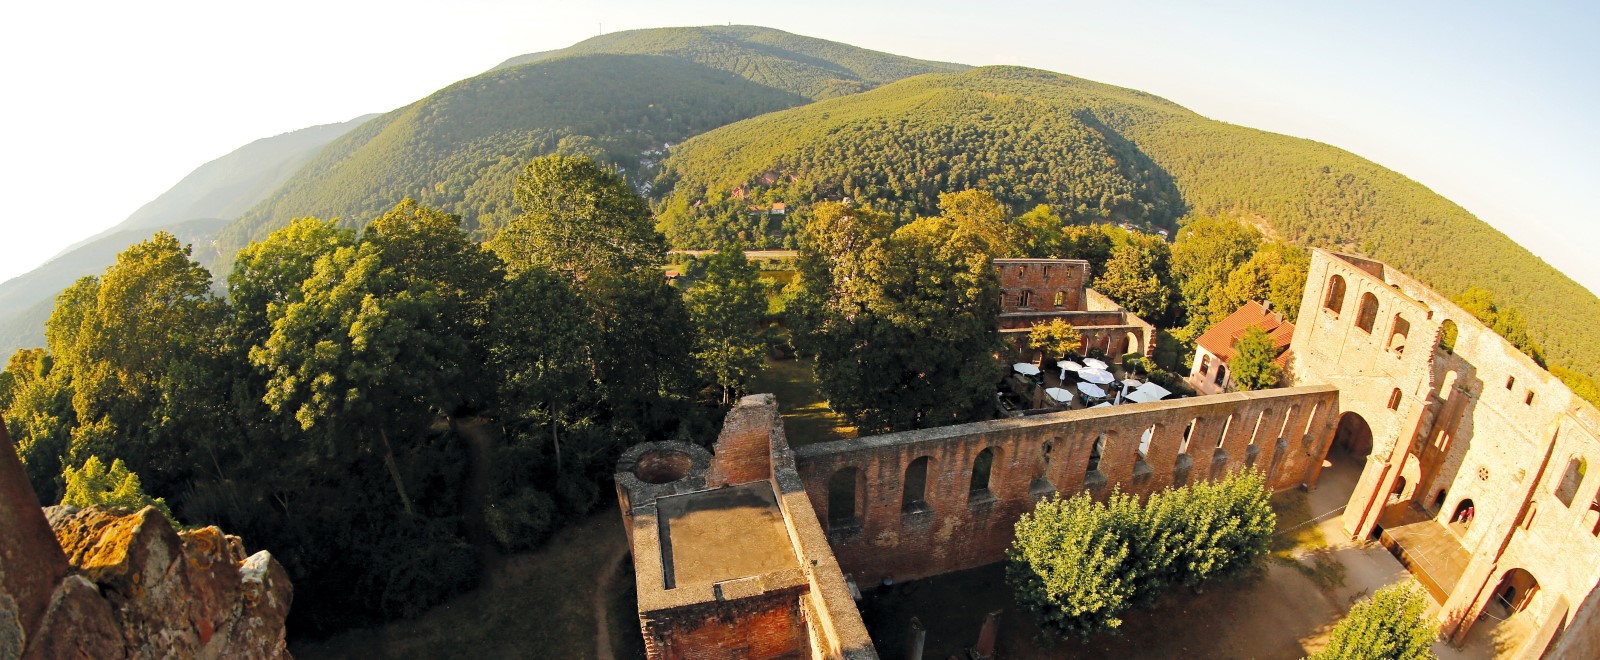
592,542,630,660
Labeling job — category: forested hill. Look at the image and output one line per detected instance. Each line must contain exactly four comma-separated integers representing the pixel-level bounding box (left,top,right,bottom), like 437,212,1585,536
0,115,375,356
216,26,965,257
655,66,1600,381
491,25,969,99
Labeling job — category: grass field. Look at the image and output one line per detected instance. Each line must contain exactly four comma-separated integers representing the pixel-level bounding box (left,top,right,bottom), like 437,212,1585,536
748,356,855,447
292,507,641,659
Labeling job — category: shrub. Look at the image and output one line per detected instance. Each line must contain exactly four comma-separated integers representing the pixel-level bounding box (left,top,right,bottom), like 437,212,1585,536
1008,469,1274,639
1309,582,1436,660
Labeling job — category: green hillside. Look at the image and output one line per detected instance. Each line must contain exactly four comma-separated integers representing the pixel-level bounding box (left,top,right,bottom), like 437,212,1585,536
655,66,1600,381
217,26,966,256
0,116,373,356
0,218,229,354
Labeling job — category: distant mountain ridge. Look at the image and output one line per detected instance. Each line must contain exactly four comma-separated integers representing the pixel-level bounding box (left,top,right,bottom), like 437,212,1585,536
0,115,375,355
654,65,1600,381
215,26,966,256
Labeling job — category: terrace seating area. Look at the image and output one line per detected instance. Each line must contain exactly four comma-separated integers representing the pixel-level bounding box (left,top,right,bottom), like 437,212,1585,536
998,355,1182,416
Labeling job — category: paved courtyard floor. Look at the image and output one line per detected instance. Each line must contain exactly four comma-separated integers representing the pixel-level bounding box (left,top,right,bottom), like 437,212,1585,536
859,451,1522,658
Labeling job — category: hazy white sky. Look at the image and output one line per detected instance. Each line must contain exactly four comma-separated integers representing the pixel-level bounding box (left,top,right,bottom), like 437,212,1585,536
2,0,1596,294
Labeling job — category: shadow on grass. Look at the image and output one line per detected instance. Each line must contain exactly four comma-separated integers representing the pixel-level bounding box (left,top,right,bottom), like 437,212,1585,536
747,357,856,447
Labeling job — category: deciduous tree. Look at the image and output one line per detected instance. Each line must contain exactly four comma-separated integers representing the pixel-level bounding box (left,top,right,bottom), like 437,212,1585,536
487,155,666,280
683,246,768,403
1229,326,1284,391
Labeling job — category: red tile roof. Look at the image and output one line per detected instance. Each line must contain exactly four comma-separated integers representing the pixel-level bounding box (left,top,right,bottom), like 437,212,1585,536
1196,301,1295,366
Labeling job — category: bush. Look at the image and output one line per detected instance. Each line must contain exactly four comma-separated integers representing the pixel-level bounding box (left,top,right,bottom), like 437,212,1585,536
1309,582,1436,660
486,487,558,553
1007,469,1274,639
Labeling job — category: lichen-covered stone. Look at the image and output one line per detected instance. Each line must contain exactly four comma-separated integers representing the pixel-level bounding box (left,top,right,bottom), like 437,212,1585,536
24,575,125,660
21,505,294,659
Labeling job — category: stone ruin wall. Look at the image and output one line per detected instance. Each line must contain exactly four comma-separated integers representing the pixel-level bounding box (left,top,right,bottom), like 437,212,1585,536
1292,249,1600,648
792,385,1339,586
0,418,293,659
615,396,875,660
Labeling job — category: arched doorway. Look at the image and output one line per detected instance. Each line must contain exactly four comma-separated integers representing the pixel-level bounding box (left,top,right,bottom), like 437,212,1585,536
1491,568,1540,616
1451,498,1476,529
1333,412,1373,459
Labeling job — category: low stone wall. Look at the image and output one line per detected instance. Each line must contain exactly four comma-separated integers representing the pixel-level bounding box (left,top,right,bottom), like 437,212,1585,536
793,386,1340,585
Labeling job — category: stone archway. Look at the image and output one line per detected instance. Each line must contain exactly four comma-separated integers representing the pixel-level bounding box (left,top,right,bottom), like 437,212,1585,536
1333,411,1373,459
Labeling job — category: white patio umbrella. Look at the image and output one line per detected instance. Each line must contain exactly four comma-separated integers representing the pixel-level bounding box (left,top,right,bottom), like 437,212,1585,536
1091,402,1113,408
1078,368,1114,385
1124,382,1172,404
1013,362,1041,376
1120,378,1143,389
1045,387,1072,403
1083,357,1109,370
1076,382,1107,398
1057,360,1083,381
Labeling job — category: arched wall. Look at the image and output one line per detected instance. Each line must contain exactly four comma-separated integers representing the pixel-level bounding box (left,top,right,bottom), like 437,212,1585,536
794,385,1339,584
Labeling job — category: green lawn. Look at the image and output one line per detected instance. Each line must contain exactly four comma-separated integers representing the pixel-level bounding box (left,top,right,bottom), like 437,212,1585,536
292,507,638,659
748,357,855,447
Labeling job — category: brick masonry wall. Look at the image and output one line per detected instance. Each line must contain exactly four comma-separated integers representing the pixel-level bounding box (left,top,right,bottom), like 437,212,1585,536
792,386,1338,585
641,586,810,660
1292,249,1600,650
996,259,1089,313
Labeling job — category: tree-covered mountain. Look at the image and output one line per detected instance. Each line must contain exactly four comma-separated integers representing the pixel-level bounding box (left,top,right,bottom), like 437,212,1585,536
0,116,374,356
216,26,966,256
654,66,1600,382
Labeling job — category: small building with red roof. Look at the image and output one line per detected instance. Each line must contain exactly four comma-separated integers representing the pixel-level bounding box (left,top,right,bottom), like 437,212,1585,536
1187,300,1295,395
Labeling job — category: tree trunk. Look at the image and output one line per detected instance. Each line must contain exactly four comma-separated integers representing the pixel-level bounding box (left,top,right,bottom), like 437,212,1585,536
378,429,415,516
552,420,563,474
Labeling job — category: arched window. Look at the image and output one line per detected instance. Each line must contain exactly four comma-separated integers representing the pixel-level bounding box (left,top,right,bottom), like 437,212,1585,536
827,467,861,527
970,448,995,496
1324,275,1346,314
1217,415,1233,449
1180,418,1198,455
1556,456,1587,507
1138,425,1154,460
1439,319,1458,353
1214,364,1228,387
1387,388,1402,410
1087,435,1104,472
902,457,931,512
1355,293,1379,333
1388,314,1409,354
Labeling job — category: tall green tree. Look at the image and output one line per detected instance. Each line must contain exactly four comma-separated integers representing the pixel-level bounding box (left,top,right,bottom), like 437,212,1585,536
789,199,1002,433
252,200,500,515
488,267,595,471
1309,582,1436,660
1171,216,1262,336
46,233,225,495
1210,242,1310,322
487,155,667,280
683,246,768,403
1094,239,1172,322
1230,326,1285,391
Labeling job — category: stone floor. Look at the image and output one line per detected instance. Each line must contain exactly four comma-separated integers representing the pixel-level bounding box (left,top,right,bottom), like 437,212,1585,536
1378,502,1471,601
656,481,797,588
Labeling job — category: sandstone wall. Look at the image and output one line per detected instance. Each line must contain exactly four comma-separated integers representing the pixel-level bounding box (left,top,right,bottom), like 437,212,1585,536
0,419,292,659
793,386,1338,585
1292,249,1600,652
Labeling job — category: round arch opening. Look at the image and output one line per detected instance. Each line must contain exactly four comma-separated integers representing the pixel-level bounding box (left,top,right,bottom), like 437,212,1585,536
1333,412,1373,458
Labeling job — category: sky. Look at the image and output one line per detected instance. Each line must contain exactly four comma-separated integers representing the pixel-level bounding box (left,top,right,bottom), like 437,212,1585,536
1,0,1596,294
